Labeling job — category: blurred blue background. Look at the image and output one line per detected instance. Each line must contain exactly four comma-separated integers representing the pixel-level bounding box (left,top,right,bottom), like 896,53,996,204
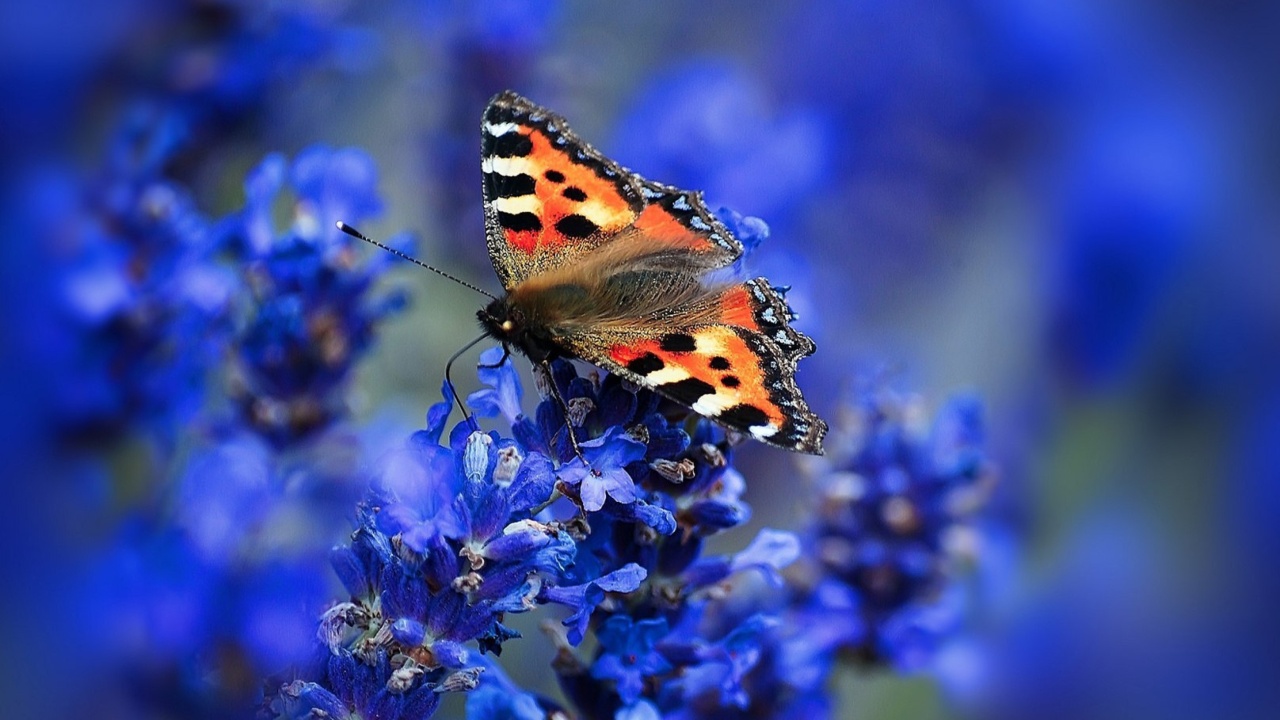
2,0,1278,718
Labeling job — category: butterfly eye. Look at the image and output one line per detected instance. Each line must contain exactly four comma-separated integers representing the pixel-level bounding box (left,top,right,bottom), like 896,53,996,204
501,320,515,332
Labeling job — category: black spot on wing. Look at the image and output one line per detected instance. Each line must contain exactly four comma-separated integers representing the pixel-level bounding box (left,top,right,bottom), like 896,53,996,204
562,186,588,202
662,377,716,404
487,172,536,198
498,211,541,232
486,131,533,158
486,92,645,215
626,352,665,375
720,404,771,430
659,333,697,353
544,169,565,183
554,214,599,238
721,375,740,388
709,356,731,370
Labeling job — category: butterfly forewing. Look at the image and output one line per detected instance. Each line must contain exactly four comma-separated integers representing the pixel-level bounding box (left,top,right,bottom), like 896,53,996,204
482,92,742,288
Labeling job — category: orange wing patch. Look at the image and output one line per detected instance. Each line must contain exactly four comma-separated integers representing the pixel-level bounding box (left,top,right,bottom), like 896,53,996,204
482,92,646,288
712,279,815,363
484,125,637,253
630,182,742,263
482,92,745,288
608,326,791,443
715,285,761,331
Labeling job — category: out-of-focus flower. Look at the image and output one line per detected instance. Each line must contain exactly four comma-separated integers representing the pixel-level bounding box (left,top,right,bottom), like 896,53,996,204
154,1,375,127
958,507,1216,720
793,388,996,671
20,143,412,719
1045,100,1213,388
216,145,410,445
18,108,232,447
613,60,831,227
2,0,373,181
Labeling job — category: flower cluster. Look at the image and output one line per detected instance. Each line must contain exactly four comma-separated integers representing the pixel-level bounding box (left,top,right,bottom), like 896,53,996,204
275,342,809,719
11,0,382,454
791,388,995,671
215,145,410,445
20,109,232,446
52,145,412,719
613,61,831,228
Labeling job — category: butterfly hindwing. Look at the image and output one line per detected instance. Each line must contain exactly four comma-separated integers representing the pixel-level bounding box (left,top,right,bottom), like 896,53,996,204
483,92,742,289
560,281,826,453
715,279,815,364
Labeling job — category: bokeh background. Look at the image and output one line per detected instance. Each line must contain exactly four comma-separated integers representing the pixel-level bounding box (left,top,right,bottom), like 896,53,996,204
3,1,1278,719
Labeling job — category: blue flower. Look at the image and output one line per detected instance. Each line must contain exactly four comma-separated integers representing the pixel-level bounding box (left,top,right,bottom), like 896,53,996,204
292,403,606,713
539,563,648,645
173,432,275,559
666,422,752,537
17,112,231,445
465,654,565,720
613,60,830,225
798,388,996,669
374,438,467,551
291,145,385,234
677,614,779,710
468,346,525,424
680,528,801,592
274,680,353,720
523,359,683,463
217,145,410,445
318,648,444,720
558,428,649,512
591,616,675,706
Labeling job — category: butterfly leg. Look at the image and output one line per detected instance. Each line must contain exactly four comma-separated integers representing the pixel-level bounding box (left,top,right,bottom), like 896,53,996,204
540,359,588,465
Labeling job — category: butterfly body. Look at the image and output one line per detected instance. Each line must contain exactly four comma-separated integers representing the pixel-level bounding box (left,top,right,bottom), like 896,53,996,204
478,92,827,454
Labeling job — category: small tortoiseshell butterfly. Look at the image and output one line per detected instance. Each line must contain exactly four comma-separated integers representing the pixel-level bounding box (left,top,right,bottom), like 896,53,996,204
474,91,827,454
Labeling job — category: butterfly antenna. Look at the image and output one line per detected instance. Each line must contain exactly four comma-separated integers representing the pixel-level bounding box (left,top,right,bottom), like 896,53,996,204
336,221,498,300
445,332,491,431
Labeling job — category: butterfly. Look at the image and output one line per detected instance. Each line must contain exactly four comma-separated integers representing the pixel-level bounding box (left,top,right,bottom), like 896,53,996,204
475,91,827,454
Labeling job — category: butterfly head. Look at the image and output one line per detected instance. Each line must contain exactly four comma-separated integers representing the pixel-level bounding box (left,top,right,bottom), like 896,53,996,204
479,297,558,362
